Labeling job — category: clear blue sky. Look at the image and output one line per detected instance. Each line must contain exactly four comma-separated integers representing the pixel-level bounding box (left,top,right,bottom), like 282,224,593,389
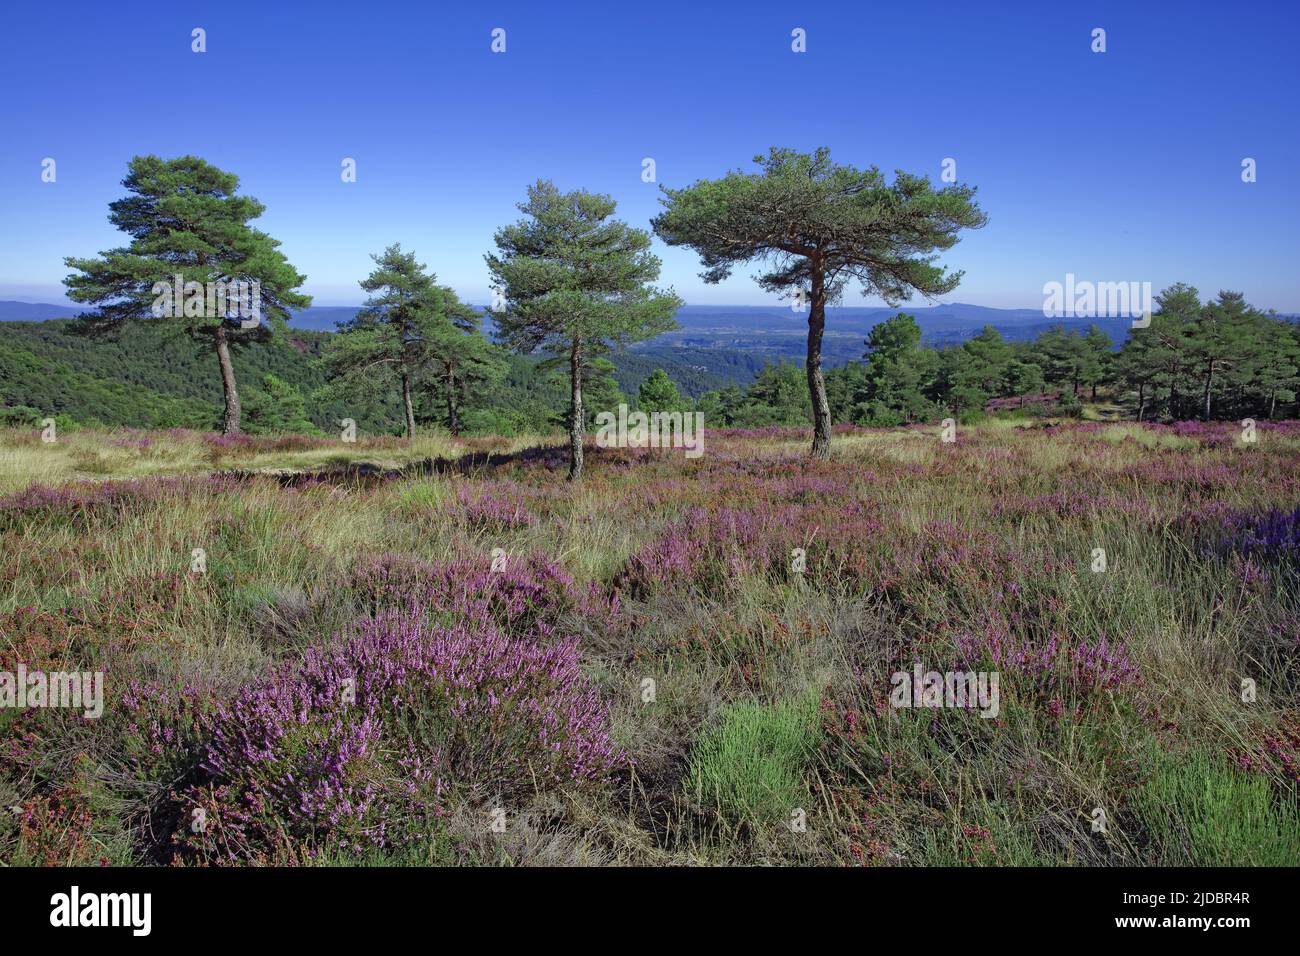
1,0,1297,310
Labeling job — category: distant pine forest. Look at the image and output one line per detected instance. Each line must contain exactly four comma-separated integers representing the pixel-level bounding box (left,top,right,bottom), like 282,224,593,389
2,282,1297,436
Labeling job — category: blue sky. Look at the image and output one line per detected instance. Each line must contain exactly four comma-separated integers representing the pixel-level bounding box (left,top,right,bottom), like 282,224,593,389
1,0,1297,310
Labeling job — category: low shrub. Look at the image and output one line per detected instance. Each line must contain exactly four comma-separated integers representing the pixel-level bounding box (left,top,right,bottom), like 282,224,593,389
174,607,627,863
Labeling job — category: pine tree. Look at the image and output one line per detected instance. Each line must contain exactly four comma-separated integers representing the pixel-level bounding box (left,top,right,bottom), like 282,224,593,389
858,313,939,423
1250,316,1300,418
946,326,1013,411
1114,329,1159,421
420,287,505,436
320,244,458,439
1191,291,1256,420
1081,325,1113,401
244,374,319,435
1147,283,1202,420
637,369,684,414
487,182,681,479
653,147,985,457
64,155,311,434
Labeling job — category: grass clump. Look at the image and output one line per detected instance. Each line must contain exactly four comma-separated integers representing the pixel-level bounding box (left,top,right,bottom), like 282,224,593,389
688,689,821,829
1132,744,1300,866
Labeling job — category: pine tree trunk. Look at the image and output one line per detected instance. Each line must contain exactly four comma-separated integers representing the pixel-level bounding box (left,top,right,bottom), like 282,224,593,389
1269,390,1276,419
568,338,584,480
1203,365,1213,421
446,369,459,436
401,374,416,439
806,266,832,459
214,325,241,435
1136,382,1145,422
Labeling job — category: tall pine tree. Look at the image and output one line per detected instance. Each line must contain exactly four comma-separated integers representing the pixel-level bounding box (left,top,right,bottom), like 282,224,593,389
653,147,985,457
64,155,311,434
487,181,681,479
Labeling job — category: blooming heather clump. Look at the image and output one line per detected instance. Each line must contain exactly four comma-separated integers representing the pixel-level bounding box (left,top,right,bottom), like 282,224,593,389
1127,457,1238,492
0,475,240,532
448,482,538,532
119,679,210,785
110,430,153,451
1215,507,1300,566
177,608,626,863
709,424,870,441
993,490,1155,522
1163,419,1300,447
0,481,160,528
347,551,615,639
954,616,1141,708
616,516,704,596
1070,636,1141,694
614,499,886,596
203,433,338,454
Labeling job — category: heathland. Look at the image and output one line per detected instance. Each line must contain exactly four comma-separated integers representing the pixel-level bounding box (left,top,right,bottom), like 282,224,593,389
1,420,1297,865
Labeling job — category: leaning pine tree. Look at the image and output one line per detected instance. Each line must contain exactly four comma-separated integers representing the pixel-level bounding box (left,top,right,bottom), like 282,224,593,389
64,155,311,434
487,181,681,479
653,147,986,458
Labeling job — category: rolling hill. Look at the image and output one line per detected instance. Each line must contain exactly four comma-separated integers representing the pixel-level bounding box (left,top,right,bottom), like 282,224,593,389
0,301,1145,430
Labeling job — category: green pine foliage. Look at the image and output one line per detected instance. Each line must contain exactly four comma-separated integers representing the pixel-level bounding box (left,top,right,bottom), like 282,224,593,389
653,146,987,456
487,181,681,478
637,368,685,413
63,155,312,434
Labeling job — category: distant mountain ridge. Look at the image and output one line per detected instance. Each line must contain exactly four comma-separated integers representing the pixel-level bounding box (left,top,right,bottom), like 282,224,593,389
0,300,1137,394
0,301,83,322
0,299,1131,341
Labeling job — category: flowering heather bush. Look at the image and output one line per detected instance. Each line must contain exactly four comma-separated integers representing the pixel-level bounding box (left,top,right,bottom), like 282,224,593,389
346,551,616,640
616,496,887,597
0,475,240,531
109,430,154,451
1119,457,1245,495
120,679,211,786
616,516,704,596
0,481,160,529
176,608,626,862
617,505,799,593
1154,420,1300,447
1247,717,1300,784
992,490,1156,522
203,433,336,454
710,424,871,441
954,614,1141,707
1213,507,1300,566
878,520,1066,610
447,482,538,532
1070,636,1142,694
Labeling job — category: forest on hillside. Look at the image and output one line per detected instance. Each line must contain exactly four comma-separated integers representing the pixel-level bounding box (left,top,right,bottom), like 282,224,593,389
4,282,1298,436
